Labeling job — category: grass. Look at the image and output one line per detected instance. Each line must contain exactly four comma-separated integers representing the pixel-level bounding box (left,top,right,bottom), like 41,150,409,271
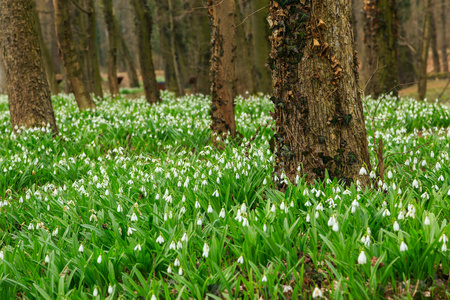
0,91,449,299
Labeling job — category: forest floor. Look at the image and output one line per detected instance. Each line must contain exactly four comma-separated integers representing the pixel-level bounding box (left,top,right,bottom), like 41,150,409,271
0,92,450,299
399,78,450,103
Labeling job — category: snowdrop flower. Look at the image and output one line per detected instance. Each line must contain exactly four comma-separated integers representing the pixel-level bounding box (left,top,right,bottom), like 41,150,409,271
369,171,376,179
424,215,431,225
351,199,359,213
174,257,180,267
306,213,311,223
127,227,136,236
19,197,23,204
400,241,408,252
393,221,400,231
93,287,98,297
438,175,444,182
316,203,323,211
197,216,203,226
398,210,405,220
328,216,336,227
52,227,58,236
134,244,142,251
97,255,102,264
280,201,285,210
151,295,157,300
178,267,183,275
332,221,339,232
305,200,312,207
359,167,367,175
181,232,188,242
412,179,419,188
442,243,447,252
78,244,84,253
108,284,113,294
312,286,323,298
169,241,176,250
219,208,226,218
0,250,3,260
315,211,319,218
382,209,391,217
406,204,415,219
202,243,210,258
261,274,267,282
271,204,276,213
237,255,244,264
195,201,201,209
167,265,172,274
387,170,393,179
45,255,50,263
241,203,247,213
212,190,219,197
439,234,448,243
242,217,249,227
263,223,267,232
263,178,267,185
156,234,164,244
357,250,367,265
207,204,213,213
283,285,293,293
28,223,35,230
117,204,123,213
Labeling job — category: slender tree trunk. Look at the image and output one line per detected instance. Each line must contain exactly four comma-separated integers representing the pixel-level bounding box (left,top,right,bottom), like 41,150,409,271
168,0,184,95
208,0,236,142
103,0,119,95
0,60,6,94
268,0,371,186
33,1,59,95
116,19,140,88
53,0,95,110
252,0,272,94
363,0,399,98
441,0,448,73
429,11,440,73
191,0,210,95
0,0,58,133
86,0,103,98
131,0,160,104
235,3,255,96
418,0,432,101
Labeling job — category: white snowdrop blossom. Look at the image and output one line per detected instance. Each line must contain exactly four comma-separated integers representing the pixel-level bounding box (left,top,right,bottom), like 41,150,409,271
78,244,84,253
312,287,323,298
134,244,142,251
219,208,226,218
400,241,408,252
393,221,400,231
424,215,431,225
97,255,102,264
156,234,164,244
237,255,244,264
357,250,367,265
359,167,367,175
202,243,210,258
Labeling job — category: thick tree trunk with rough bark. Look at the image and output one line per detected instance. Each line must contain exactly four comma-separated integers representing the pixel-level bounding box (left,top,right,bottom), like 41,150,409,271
86,0,103,99
208,0,237,141
33,1,59,95
103,0,119,96
0,0,58,133
0,60,5,94
53,0,95,110
442,0,449,72
131,0,160,104
363,0,399,98
429,11,440,73
418,0,432,101
236,4,255,96
268,0,371,186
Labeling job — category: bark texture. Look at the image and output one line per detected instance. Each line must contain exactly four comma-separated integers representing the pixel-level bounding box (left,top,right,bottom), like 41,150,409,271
131,0,160,104
441,0,448,73
268,0,371,186
53,0,95,110
103,0,119,95
33,1,59,95
0,0,58,133
86,0,103,98
418,0,432,101
363,0,399,98
208,0,237,141
236,3,255,96
429,11,440,73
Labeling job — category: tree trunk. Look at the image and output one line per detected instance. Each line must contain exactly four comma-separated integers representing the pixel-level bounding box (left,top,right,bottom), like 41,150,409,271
116,19,140,88
53,0,95,110
131,0,160,104
418,0,432,101
363,0,399,98
86,0,103,99
429,11,440,73
33,0,59,95
268,0,371,186
168,0,184,95
0,0,58,133
441,0,448,73
235,3,255,96
252,0,272,95
0,60,6,94
208,0,236,141
103,0,119,96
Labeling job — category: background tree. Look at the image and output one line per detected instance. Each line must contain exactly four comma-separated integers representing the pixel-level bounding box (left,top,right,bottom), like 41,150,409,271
268,0,371,186
131,0,160,104
208,0,237,142
53,0,96,110
363,0,399,98
441,0,448,73
418,0,432,101
103,0,119,95
0,0,58,133
86,0,103,98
